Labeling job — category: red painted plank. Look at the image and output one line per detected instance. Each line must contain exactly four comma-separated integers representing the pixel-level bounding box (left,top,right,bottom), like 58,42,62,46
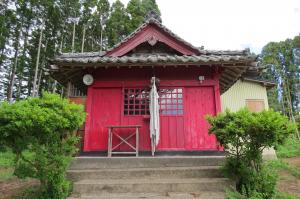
83,67,222,152
184,87,218,150
84,88,121,151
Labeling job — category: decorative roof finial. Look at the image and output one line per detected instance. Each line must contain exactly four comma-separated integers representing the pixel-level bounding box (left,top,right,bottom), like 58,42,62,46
145,10,162,23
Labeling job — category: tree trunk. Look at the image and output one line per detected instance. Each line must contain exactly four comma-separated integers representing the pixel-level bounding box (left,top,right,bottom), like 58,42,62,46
32,26,43,97
71,22,76,53
36,40,48,96
36,68,43,96
16,24,30,100
52,80,57,93
100,25,103,52
7,36,20,102
81,25,86,53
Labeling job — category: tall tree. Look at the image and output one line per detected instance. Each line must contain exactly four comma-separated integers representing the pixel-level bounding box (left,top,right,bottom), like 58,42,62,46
127,0,161,32
106,0,130,47
141,0,160,16
0,0,163,101
127,0,145,32
261,35,300,117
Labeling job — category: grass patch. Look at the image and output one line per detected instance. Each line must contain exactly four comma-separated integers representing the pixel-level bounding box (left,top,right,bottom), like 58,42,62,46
0,167,15,181
0,150,15,181
0,150,15,167
277,137,300,158
12,187,42,199
276,192,300,199
226,190,300,199
267,160,300,180
225,160,300,199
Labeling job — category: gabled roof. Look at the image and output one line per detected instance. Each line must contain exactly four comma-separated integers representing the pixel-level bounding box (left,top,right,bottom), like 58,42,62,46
104,18,202,56
49,14,257,94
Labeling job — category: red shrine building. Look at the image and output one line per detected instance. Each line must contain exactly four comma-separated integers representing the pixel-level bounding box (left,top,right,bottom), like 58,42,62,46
50,13,256,155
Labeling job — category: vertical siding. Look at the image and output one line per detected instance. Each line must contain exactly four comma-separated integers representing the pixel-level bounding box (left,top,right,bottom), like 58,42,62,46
221,80,269,112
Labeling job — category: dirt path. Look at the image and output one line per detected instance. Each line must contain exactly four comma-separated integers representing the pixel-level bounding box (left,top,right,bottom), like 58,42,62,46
277,156,300,196
284,156,300,169
0,177,39,199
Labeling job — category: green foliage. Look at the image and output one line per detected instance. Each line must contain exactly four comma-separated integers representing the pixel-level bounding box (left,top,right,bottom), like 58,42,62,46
106,0,130,47
226,190,300,199
0,150,15,181
13,187,46,199
296,115,300,131
127,0,145,32
276,192,300,199
207,109,297,198
0,150,15,168
141,0,160,16
0,92,85,199
1,0,161,101
127,0,161,32
261,36,300,115
223,160,278,199
267,160,300,180
225,160,300,199
276,136,300,158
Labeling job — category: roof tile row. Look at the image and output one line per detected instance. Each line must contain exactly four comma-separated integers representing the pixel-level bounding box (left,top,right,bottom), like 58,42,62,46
52,54,255,65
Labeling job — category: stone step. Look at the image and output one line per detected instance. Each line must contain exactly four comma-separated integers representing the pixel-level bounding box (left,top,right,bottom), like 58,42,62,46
71,192,226,199
73,178,233,194
70,156,225,170
68,166,222,181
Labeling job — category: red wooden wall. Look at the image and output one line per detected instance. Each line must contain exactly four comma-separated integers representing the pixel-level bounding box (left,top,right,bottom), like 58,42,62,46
83,66,221,152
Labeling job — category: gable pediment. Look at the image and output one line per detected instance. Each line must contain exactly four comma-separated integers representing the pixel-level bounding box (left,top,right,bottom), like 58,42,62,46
106,21,200,57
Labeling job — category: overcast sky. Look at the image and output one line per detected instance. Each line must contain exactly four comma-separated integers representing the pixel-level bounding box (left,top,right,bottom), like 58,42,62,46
110,0,300,54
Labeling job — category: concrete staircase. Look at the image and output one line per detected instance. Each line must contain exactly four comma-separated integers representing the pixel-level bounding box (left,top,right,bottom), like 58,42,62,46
67,156,233,199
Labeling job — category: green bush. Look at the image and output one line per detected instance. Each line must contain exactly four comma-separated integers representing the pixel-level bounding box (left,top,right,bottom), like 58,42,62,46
276,136,300,158
0,150,15,168
295,115,299,131
0,92,85,199
207,109,297,198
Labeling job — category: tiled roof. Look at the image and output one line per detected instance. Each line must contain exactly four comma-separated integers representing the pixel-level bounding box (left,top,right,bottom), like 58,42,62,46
242,76,276,87
51,54,255,65
49,15,257,94
104,18,203,55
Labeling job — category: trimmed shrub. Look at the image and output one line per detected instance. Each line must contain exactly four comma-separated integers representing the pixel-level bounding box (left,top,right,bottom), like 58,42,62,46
207,109,297,198
0,92,85,199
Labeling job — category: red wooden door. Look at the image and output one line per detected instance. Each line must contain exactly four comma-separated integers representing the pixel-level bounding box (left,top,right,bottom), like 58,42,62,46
157,88,185,150
85,88,122,151
184,87,218,150
121,88,151,151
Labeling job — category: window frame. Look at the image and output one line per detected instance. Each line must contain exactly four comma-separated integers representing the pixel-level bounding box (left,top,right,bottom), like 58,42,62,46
159,87,184,116
122,87,184,116
123,87,150,116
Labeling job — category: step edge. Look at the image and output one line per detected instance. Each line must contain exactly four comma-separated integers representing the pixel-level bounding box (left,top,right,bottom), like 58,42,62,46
67,166,222,173
74,178,232,185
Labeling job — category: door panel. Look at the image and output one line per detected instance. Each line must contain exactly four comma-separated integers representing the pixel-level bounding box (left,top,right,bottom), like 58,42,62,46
157,88,185,150
185,87,218,150
88,88,121,150
122,88,151,151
